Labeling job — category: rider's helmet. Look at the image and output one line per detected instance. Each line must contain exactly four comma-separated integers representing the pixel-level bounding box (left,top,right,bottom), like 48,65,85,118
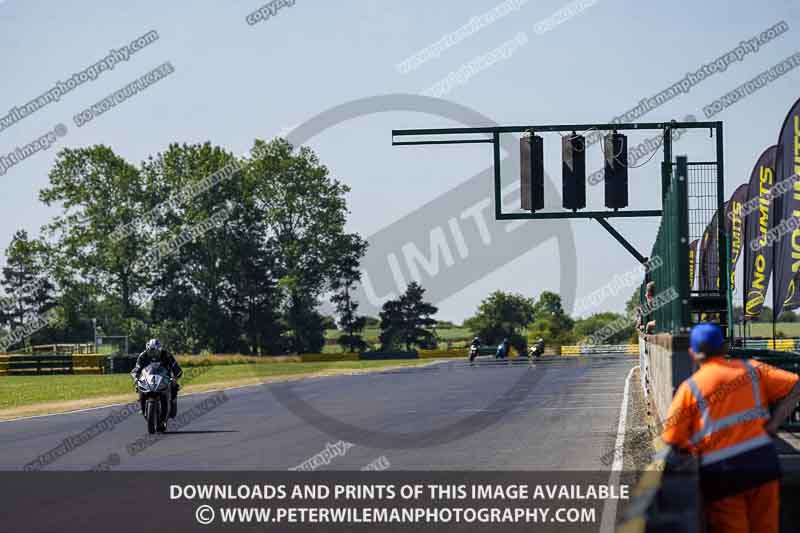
146,338,162,356
473,337,479,342
538,338,544,343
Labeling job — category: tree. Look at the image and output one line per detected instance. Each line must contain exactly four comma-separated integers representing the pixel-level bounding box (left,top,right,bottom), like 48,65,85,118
574,312,632,345
330,234,369,353
8,138,366,355
247,138,364,354
528,291,576,349
321,315,338,330
225,241,284,355
40,146,148,319
141,142,253,353
0,230,56,346
463,291,535,353
282,298,326,354
625,288,641,315
379,282,438,351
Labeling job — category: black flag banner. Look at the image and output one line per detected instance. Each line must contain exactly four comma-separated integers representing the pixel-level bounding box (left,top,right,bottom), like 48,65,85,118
772,97,800,315
744,146,777,320
699,210,720,292
725,184,747,290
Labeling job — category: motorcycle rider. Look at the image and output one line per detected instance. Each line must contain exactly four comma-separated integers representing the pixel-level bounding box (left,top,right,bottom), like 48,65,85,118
469,336,481,365
131,339,183,420
530,338,545,360
495,338,510,360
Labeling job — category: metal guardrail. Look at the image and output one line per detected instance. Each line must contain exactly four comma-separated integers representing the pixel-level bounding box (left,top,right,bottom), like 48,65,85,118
9,343,96,355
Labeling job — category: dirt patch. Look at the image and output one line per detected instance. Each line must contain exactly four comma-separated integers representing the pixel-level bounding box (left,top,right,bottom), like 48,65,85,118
0,360,441,421
596,367,657,473
622,367,658,471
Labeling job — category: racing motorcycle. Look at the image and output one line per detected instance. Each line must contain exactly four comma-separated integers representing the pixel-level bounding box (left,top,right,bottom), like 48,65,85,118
529,341,544,361
469,345,479,365
135,362,172,434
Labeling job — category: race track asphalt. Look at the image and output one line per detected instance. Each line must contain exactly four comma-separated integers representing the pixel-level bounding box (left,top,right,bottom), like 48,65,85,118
0,354,637,471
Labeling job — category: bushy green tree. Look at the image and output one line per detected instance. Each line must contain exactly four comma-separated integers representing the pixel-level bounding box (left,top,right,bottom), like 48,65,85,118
757,306,774,323
527,291,576,349
379,282,438,351
0,230,57,347
247,138,365,354
40,146,148,318
574,312,633,345
330,234,369,353
9,138,366,355
464,291,535,354
625,287,641,315
141,142,258,353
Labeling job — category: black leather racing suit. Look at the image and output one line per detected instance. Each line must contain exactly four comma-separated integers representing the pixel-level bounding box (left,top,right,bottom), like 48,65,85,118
469,339,480,363
131,349,183,418
531,340,545,359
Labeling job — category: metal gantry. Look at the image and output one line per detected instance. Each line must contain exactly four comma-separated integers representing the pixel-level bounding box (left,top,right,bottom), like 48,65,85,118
392,120,729,335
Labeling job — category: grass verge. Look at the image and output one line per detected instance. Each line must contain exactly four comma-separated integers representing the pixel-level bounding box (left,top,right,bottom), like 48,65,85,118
0,359,435,420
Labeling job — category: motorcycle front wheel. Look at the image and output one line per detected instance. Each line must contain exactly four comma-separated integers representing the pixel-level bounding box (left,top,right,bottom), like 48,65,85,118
146,399,158,435
158,395,169,433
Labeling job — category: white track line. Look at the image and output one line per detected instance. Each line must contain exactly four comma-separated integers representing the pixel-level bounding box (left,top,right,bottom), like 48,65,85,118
599,365,636,533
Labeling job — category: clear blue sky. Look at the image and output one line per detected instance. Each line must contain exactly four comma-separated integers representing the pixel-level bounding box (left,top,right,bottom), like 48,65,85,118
1,0,799,321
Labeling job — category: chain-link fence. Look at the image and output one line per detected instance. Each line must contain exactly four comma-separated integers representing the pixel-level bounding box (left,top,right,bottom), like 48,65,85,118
641,155,729,335
687,162,725,296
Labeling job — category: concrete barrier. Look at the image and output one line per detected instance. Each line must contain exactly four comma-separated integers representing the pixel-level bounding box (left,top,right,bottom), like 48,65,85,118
639,333,694,423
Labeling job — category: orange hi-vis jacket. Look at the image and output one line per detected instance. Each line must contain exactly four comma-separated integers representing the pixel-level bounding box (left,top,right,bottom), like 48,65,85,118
662,357,798,498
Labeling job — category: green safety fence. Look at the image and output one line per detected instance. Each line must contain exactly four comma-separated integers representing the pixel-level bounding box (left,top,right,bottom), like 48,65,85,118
640,158,690,334
640,157,731,335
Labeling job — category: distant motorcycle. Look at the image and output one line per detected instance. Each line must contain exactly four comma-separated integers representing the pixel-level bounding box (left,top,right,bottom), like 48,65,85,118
135,362,173,434
529,340,545,361
469,345,479,365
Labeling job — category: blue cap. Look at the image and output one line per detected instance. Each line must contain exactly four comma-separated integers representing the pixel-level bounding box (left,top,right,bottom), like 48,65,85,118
689,323,725,354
